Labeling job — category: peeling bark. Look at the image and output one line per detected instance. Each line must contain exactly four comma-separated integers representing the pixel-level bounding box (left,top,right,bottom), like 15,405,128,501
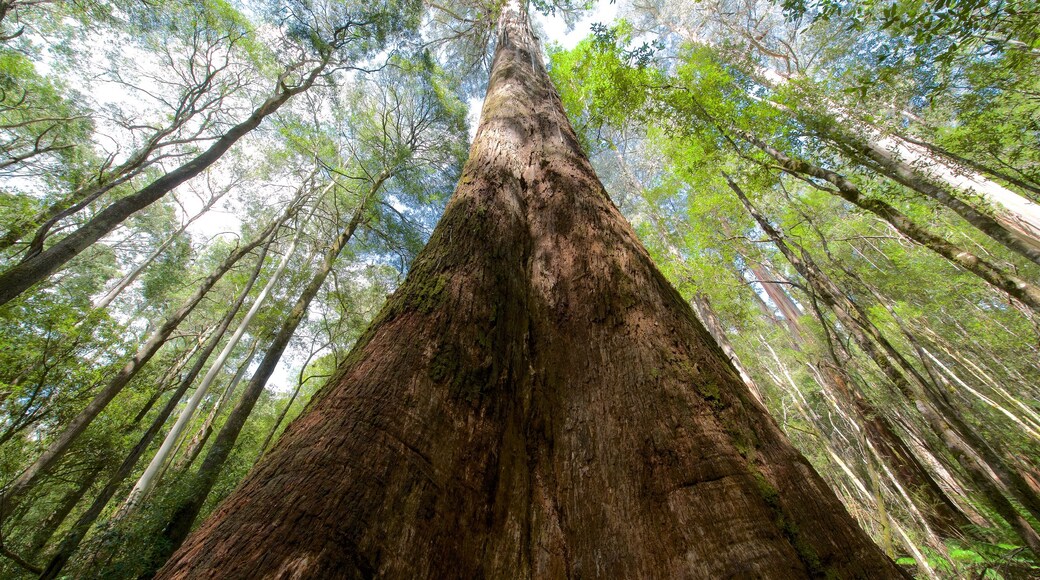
745,133,1040,312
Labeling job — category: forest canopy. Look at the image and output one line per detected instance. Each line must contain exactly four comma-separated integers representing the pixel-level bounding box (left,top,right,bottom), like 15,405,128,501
0,0,1037,578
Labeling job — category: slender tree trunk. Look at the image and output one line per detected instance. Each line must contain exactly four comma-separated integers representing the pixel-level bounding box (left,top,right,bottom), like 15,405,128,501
816,361,971,537
827,128,1040,265
0,157,139,254
178,343,258,471
854,130,1040,247
858,278,1040,441
154,172,387,568
93,190,226,311
0,200,298,525
762,350,929,572
0,80,228,254
36,237,271,580
921,327,1040,431
728,174,1040,554
759,91,1040,259
746,259,805,339
157,5,902,577
893,131,1040,199
752,252,971,537
825,448,940,579
0,54,331,307
122,221,304,509
745,133,1040,311
257,345,317,456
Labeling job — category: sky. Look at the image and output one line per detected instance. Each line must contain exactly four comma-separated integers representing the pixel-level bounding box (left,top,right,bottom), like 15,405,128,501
535,0,620,49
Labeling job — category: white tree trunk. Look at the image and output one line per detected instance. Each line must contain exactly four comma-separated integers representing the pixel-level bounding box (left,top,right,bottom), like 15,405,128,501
122,226,303,509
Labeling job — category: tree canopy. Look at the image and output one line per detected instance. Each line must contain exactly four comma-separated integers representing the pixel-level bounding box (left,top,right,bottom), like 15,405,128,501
0,0,1037,577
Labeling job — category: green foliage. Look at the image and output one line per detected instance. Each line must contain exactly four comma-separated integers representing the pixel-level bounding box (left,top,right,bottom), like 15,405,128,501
895,541,1039,578
1,0,1038,578
780,0,1040,70
548,20,662,144
550,11,1040,574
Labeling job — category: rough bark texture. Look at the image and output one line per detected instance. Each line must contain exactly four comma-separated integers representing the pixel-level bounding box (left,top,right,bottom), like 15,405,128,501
157,4,902,578
831,129,1040,266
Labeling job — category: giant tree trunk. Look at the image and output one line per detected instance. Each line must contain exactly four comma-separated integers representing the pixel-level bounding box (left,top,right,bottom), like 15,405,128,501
156,3,901,577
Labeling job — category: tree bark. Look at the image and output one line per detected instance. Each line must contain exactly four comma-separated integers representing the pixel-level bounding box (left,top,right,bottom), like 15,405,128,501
156,4,902,578
744,133,1040,312
177,343,258,472
827,128,1040,266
